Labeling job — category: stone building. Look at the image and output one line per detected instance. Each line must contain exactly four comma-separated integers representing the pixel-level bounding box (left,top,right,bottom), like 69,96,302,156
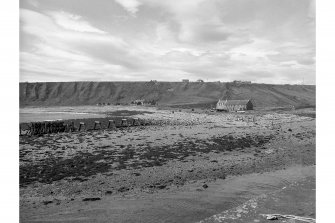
216,99,253,111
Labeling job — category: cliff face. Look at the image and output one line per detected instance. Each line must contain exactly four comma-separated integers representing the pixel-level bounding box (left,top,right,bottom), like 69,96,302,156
19,81,315,108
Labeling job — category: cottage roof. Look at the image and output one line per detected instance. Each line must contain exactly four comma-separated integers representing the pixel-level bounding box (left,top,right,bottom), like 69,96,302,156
217,99,251,105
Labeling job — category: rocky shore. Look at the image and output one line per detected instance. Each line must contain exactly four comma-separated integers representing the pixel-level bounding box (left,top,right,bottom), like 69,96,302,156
19,108,315,222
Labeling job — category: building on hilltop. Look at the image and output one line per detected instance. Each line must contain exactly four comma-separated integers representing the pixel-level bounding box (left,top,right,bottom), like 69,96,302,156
182,79,189,83
132,99,145,105
131,99,157,106
216,99,253,112
232,80,252,84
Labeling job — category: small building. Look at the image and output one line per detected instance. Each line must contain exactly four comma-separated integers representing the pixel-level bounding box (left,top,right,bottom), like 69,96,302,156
132,99,145,105
144,99,157,106
232,80,252,85
197,79,204,82
216,99,253,112
182,79,189,83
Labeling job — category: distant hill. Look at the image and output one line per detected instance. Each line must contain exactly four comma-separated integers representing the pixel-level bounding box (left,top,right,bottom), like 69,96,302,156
19,81,315,108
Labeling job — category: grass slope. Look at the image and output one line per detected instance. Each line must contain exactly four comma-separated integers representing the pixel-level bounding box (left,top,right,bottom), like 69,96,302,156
20,82,315,108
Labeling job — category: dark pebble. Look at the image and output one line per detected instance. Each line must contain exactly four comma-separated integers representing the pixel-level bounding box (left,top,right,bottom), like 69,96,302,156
118,187,129,192
156,185,167,189
82,197,101,202
43,201,53,205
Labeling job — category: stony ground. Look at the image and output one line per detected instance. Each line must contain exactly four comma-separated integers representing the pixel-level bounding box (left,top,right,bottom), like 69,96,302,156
19,108,315,222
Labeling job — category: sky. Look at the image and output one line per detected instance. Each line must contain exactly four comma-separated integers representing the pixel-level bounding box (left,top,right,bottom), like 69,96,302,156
19,0,315,84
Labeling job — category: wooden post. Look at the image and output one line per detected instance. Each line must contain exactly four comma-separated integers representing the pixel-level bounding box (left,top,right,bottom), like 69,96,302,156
108,120,115,129
36,122,40,135
71,121,75,132
94,121,102,130
28,123,31,136
46,122,51,134
43,122,46,134
133,118,139,126
79,122,86,131
67,121,75,132
121,119,128,127
30,123,34,136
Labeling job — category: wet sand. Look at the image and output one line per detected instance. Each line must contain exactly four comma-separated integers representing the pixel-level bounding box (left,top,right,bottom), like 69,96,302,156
200,167,315,223
20,166,315,223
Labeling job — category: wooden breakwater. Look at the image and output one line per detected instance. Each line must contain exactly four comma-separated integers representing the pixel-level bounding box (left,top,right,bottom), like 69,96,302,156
20,117,147,136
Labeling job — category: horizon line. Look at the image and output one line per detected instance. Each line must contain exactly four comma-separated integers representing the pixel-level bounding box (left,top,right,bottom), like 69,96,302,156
19,81,315,86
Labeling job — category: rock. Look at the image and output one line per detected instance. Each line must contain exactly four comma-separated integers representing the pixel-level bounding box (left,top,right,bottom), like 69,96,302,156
217,173,226,179
42,200,53,205
288,128,292,132
156,185,167,189
82,197,101,202
118,186,129,192
202,184,208,189
266,215,278,220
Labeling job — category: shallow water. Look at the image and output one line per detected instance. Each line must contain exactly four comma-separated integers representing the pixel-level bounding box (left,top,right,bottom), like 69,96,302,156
19,105,155,123
19,111,106,123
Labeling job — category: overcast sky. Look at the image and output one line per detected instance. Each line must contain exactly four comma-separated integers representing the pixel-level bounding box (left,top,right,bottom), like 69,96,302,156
20,0,315,84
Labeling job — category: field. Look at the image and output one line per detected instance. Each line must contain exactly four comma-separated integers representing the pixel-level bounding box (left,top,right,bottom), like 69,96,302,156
19,106,315,222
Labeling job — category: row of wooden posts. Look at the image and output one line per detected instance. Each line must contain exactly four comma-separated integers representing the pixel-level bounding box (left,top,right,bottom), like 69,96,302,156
78,118,142,131
20,118,143,136
235,116,257,122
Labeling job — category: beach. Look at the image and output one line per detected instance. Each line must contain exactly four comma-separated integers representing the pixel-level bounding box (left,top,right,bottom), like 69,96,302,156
19,106,315,222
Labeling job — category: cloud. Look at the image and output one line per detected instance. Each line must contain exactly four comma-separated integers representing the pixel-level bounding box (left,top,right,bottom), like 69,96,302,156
114,0,142,15
267,53,315,66
266,42,315,66
20,8,142,81
47,11,107,34
27,0,39,8
20,0,315,84
20,9,126,46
